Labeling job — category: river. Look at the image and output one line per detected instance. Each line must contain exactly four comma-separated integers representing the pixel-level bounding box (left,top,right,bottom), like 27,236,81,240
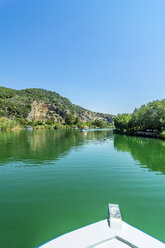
0,129,165,247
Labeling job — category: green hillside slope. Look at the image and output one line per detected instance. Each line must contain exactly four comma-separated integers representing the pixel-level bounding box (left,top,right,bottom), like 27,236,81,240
0,87,114,123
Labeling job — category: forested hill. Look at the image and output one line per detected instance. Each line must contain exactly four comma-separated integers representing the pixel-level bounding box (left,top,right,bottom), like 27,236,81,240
0,87,114,123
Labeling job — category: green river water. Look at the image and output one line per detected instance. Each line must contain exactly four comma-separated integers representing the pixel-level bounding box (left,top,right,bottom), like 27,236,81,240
0,129,165,248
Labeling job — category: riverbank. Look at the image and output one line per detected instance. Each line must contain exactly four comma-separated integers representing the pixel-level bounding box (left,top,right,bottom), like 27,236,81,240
0,117,113,132
0,121,114,132
114,129,165,140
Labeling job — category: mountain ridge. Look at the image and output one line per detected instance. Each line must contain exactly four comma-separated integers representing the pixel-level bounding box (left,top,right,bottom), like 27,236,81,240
0,86,114,123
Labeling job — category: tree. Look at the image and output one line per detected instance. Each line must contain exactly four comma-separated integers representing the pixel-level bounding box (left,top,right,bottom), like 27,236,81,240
92,119,106,128
65,113,75,125
74,116,79,125
45,120,53,125
114,113,132,131
35,120,43,125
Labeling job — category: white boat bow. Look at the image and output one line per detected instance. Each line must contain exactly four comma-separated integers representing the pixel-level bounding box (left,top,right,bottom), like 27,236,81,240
38,204,165,248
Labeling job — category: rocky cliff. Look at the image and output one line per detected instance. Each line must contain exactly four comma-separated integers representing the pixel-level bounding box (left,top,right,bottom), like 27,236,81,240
0,87,114,123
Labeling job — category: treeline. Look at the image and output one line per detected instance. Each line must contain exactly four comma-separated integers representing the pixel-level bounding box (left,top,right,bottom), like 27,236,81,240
114,100,165,133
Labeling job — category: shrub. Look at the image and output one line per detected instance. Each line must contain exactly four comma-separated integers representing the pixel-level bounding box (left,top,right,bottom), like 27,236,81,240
45,120,53,125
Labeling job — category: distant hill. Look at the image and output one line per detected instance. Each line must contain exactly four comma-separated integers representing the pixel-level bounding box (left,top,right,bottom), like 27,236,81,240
0,87,114,123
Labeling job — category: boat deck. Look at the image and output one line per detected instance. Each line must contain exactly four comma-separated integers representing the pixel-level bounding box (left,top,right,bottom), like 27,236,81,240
38,204,165,248
91,238,132,248
39,219,165,248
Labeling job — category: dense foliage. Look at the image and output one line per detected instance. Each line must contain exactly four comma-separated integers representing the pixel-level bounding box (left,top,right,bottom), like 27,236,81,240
91,119,109,128
114,100,165,132
114,113,132,131
65,113,80,126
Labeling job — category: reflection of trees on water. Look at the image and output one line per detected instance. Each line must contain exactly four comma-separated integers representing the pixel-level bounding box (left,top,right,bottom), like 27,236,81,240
0,129,113,166
114,134,165,174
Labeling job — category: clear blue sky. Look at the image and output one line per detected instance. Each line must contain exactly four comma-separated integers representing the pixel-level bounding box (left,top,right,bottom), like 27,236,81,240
0,0,165,115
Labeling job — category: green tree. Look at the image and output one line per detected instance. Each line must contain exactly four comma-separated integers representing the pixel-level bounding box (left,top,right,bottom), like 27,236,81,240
74,116,79,125
35,120,43,125
114,113,132,131
65,113,75,125
92,119,106,128
45,120,53,125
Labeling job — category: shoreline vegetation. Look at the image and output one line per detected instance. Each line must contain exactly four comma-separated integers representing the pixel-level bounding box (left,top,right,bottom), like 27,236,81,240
114,99,165,140
0,115,113,132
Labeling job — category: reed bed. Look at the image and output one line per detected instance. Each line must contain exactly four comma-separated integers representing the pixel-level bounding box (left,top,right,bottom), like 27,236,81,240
0,117,23,131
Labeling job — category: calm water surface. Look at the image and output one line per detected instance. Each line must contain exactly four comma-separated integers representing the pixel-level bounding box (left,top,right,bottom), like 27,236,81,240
0,129,165,248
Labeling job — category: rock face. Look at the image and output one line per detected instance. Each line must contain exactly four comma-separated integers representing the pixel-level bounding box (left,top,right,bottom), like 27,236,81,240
27,101,48,122
27,100,114,124
75,110,114,123
27,101,69,122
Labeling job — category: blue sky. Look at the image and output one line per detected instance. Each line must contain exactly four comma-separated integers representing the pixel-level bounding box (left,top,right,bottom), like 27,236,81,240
0,0,165,115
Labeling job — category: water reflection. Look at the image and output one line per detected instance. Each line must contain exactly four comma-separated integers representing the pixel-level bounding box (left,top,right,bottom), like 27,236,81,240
114,134,165,174
0,129,113,166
